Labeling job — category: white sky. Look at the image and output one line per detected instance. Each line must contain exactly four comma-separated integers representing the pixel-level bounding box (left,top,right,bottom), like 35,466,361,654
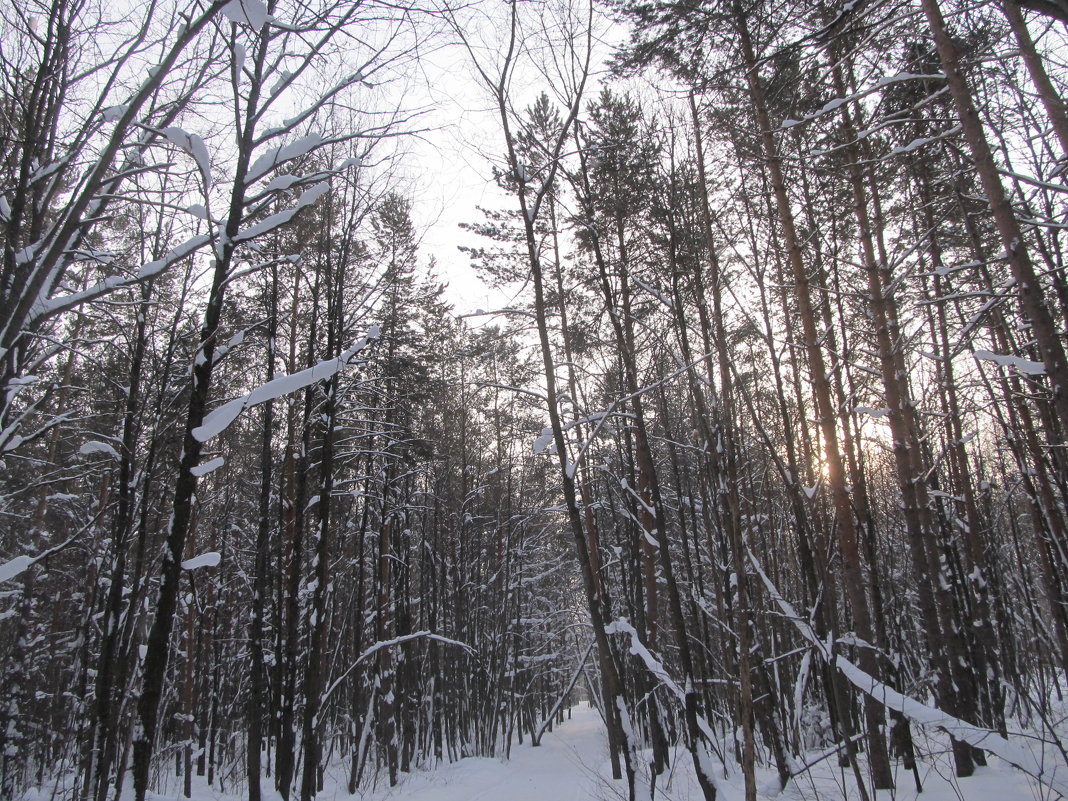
391,5,626,315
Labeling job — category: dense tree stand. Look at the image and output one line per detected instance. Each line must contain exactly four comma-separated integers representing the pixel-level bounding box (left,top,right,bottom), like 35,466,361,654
2,0,1068,799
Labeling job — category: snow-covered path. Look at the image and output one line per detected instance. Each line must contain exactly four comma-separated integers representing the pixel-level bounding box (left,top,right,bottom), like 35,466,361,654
345,703,1060,801
354,704,612,801
127,701,1054,801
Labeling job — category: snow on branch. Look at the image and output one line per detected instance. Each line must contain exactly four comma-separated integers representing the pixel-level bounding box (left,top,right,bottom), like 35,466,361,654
0,517,101,585
748,550,1068,796
0,556,33,586
605,617,729,782
161,126,212,189
778,72,945,131
79,440,121,459
886,125,961,158
321,631,475,706
233,182,330,242
631,276,673,310
605,618,686,701
973,349,1046,376
35,233,211,320
246,134,324,185
221,0,269,29
181,551,221,570
568,350,715,476
31,169,335,331
192,325,379,442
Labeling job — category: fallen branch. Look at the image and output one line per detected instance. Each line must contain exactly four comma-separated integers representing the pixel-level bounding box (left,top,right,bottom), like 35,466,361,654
321,631,475,706
532,641,595,746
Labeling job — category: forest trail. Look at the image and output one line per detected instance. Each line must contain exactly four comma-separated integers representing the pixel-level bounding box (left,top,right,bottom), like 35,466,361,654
350,700,1064,801
115,702,1054,801
356,703,611,801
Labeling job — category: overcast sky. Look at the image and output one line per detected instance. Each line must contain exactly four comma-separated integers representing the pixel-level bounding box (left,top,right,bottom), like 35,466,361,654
392,5,626,315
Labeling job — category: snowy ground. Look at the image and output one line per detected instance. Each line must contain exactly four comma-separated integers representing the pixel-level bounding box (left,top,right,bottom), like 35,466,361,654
337,703,1059,801
68,703,1058,801
347,705,612,801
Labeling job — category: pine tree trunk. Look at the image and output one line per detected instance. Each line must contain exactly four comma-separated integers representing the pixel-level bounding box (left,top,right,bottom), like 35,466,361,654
731,4,893,788
248,271,277,801
921,0,1068,436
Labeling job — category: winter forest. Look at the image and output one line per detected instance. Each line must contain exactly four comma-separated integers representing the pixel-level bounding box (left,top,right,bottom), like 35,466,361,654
3,0,1068,799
